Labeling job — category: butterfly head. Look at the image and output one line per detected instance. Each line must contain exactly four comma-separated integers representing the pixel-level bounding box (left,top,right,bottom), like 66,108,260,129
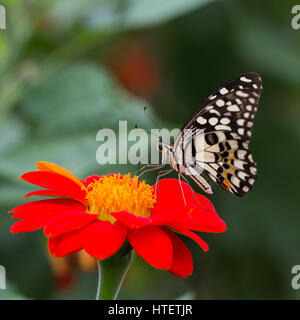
157,141,172,152
156,141,173,166
157,141,164,152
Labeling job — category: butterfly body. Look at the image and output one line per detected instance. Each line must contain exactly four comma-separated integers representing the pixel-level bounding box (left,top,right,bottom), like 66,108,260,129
157,72,262,197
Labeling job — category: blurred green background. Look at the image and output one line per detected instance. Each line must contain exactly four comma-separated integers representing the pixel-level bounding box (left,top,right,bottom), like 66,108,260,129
0,0,300,300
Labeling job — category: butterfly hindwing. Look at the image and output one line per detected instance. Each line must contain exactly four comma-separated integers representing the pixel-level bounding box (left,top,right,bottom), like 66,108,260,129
173,72,262,196
205,139,258,196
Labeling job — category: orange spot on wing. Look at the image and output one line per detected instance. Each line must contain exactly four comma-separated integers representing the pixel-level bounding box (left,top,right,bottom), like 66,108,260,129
222,179,231,190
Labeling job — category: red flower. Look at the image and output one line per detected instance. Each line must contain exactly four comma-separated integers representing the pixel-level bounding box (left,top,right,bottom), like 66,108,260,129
9,162,226,278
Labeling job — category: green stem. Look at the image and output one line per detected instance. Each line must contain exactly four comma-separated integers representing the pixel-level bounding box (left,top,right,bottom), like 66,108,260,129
96,252,133,300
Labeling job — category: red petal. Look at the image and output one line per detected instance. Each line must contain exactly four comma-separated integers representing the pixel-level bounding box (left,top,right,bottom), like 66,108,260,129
151,203,224,232
10,198,79,213
152,179,226,233
128,226,173,270
84,175,101,186
163,228,193,278
36,161,86,189
111,211,151,229
83,221,127,260
10,216,52,233
153,178,215,213
170,210,227,233
23,190,74,199
171,227,209,252
150,205,189,226
10,199,85,219
48,229,83,257
19,171,87,204
44,212,97,238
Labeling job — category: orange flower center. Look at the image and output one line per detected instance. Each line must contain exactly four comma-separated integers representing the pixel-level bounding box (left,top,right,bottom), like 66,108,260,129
85,174,156,224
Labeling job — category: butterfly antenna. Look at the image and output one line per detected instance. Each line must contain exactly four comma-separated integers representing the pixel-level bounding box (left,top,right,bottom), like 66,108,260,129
144,107,163,143
135,123,161,141
144,106,156,125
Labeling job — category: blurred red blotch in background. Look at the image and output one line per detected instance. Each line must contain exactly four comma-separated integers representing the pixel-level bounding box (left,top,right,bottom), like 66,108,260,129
106,40,161,99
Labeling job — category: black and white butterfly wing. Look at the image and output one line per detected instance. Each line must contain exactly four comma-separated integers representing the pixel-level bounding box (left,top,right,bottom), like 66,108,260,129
173,72,262,197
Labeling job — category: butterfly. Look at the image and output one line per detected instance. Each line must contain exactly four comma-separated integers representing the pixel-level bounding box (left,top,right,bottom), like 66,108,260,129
156,72,262,197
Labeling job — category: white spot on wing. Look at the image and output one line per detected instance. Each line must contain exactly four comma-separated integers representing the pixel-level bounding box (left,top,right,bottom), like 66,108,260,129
220,87,228,95
216,99,225,107
240,76,252,83
250,166,257,175
231,176,241,187
238,171,249,181
227,105,240,112
233,160,244,170
220,118,230,124
238,128,244,135
249,178,255,184
215,124,231,131
237,119,245,126
197,116,207,125
237,150,247,159
243,186,249,193
209,117,218,125
209,109,220,116
236,91,249,98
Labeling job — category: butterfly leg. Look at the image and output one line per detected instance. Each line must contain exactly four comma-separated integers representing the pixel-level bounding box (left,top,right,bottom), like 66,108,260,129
154,168,173,196
178,173,187,206
179,173,210,211
133,164,162,176
137,164,165,179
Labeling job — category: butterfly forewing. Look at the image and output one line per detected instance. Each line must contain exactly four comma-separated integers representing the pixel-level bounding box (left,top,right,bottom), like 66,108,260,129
173,72,262,197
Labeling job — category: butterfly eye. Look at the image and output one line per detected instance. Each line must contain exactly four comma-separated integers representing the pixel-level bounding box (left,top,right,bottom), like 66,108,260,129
157,142,164,152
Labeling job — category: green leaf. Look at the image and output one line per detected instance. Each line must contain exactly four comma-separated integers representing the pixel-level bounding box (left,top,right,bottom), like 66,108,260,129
0,132,137,181
121,0,215,29
234,17,300,85
0,116,28,155
49,0,104,31
21,63,152,137
85,0,215,31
